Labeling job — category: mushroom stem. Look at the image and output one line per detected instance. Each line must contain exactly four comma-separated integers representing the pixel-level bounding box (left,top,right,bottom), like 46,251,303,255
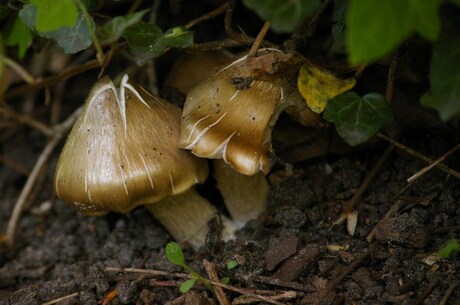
145,188,234,249
214,159,270,228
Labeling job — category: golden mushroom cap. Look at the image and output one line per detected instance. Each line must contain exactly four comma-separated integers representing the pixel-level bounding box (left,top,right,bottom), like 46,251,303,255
179,50,291,176
55,75,208,216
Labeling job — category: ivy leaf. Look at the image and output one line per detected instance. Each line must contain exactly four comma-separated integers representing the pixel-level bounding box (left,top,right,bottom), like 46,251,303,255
124,23,193,65
98,9,149,45
19,4,92,54
346,0,442,64
421,16,460,121
3,16,33,58
323,92,393,146
29,0,78,32
243,0,320,33
179,279,196,293
165,242,186,267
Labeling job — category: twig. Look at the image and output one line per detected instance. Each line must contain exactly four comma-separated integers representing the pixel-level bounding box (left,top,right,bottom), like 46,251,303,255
254,275,316,292
185,2,228,29
333,145,393,225
2,57,38,85
385,50,399,103
105,267,191,279
3,59,100,99
377,132,460,179
209,281,286,305
439,282,457,305
413,279,438,305
0,104,54,136
203,260,231,305
41,292,79,305
324,241,377,294
407,144,460,183
3,43,124,100
187,38,254,52
224,0,253,45
105,267,287,305
0,154,30,177
232,291,297,304
248,21,270,57
3,107,82,247
366,184,412,242
75,0,105,65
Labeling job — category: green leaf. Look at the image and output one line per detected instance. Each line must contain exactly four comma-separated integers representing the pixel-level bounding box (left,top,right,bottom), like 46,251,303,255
165,242,186,267
243,0,321,33
3,16,33,58
124,23,193,65
98,9,149,45
346,0,441,64
438,239,460,259
19,4,92,54
179,279,196,293
220,277,230,285
226,260,238,270
29,0,78,32
323,92,393,146
421,17,460,121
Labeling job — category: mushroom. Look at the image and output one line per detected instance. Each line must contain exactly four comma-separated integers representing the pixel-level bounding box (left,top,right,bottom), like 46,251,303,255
178,48,306,176
176,49,306,227
54,74,235,249
213,159,270,228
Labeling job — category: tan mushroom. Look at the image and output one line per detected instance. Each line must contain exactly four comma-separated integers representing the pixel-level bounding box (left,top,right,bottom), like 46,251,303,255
213,159,270,228
176,49,305,227
54,74,235,249
178,48,305,176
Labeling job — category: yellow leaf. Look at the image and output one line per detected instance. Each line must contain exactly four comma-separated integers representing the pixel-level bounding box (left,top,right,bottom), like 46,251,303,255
297,63,356,113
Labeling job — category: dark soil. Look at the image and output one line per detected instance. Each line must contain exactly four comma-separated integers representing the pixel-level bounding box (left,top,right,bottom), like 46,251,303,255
1,125,460,304
1,1,460,305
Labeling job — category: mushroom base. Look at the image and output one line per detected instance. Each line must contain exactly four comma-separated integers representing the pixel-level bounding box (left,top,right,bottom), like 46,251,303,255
214,160,270,228
145,188,233,249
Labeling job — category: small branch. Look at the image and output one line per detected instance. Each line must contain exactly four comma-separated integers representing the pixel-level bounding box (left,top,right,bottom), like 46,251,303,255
3,59,100,99
0,154,30,177
0,104,54,136
439,282,457,305
3,107,82,247
2,57,38,85
248,21,270,57
333,145,393,225
377,132,460,180
104,267,288,305
203,260,231,305
187,38,254,52
324,241,377,294
407,144,460,183
366,183,412,242
385,50,399,103
185,2,228,29
75,0,105,65
42,292,79,305
224,0,253,44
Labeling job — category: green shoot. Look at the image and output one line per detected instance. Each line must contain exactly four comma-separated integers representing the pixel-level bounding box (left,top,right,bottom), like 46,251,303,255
438,239,460,259
165,242,213,293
